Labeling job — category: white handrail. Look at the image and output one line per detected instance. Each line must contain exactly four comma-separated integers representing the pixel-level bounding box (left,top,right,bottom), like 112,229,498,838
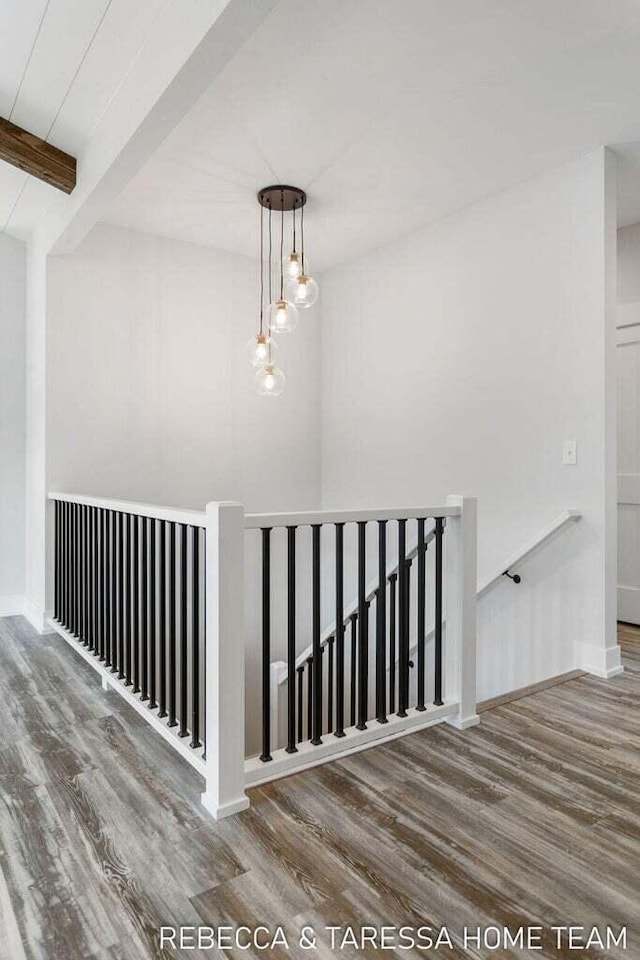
477,509,581,598
245,505,460,529
48,492,206,528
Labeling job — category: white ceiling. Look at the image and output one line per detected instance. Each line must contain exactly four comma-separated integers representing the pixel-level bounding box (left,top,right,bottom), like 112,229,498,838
100,0,640,271
0,0,169,238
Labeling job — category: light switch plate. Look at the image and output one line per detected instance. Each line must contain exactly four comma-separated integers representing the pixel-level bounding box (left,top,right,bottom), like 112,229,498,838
562,439,577,465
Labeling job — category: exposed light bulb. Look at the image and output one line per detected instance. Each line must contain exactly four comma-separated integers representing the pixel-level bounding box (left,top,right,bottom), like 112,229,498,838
254,363,285,397
245,332,277,367
284,273,319,309
284,252,303,280
268,298,299,333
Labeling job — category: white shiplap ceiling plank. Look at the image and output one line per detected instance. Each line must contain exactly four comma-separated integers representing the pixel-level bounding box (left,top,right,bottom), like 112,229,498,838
46,0,170,154
0,0,177,236
8,0,113,142
0,0,49,118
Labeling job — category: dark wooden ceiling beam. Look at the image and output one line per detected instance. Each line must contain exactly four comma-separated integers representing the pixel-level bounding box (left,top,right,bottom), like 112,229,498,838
0,117,76,194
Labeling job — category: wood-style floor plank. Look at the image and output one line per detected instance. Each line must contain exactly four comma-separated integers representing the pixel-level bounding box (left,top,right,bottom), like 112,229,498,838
1,615,639,958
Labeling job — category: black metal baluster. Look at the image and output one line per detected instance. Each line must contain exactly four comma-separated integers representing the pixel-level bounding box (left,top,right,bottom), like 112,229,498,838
158,521,168,718
140,517,149,701
405,557,413,707
67,502,72,630
105,510,115,669
87,505,93,646
71,504,77,635
311,524,322,745
98,509,105,660
334,523,346,738
98,508,103,658
83,505,88,644
327,636,334,734
416,518,426,711
389,572,397,713
74,503,80,637
179,524,188,737
350,612,357,727
103,511,109,664
55,501,59,622
55,501,60,622
81,505,87,643
54,501,59,620
117,512,125,677
148,519,157,710
66,501,71,628
125,514,133,685
376,521,388,724
306,657,313,740
286,526,297,753
190,526,201,748
93,507,99,654
434,517,444,706
356,521,367,729
133,515,141,692
260,527,272,761
167,522,177,726
397,520,408,716
297,665,304,743
89,505,95,647
74,503,79,636
63,503,68,628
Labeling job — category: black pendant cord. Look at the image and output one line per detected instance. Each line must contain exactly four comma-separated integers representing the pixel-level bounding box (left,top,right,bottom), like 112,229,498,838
292,205,297,254
301,202,305,273
279,188,285,301
268,204,273,306
259,203,264,337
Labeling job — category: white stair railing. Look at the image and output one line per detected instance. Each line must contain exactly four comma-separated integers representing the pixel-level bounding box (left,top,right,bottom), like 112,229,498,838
47,492,480,817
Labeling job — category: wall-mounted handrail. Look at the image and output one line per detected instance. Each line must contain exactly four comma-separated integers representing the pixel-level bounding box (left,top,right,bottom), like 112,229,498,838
476,510,580,599
49,492,206,528
398,508,581,664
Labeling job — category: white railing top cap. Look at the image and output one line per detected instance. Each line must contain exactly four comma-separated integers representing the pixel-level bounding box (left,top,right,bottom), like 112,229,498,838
48,492,206,527
244,505,461,529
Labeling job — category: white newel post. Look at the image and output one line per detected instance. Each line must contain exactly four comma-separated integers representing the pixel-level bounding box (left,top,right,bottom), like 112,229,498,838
201,501,250,819
444,495,479,729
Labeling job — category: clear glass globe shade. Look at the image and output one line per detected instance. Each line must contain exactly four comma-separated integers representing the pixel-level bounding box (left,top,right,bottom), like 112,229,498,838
284,274,319,309
283,252,303,280
254,364,285,397
268,299,299,333
245,333,277,367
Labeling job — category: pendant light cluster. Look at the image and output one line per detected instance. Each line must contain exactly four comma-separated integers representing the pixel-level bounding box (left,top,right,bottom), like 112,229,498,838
246,185,318,396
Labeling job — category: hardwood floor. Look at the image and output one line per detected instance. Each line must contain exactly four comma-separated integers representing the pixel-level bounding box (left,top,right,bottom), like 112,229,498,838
1,616,639,959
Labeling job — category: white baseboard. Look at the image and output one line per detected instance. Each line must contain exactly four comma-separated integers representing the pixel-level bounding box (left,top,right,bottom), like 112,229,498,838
0,595,25,618
574,640,623,679
23,598,56,635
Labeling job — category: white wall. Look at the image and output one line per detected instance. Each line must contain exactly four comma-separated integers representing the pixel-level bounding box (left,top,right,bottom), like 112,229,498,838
0,234,26,613
47,223,321,513
321,149,619,699
46,223,322,752
617,222,640,304
615,222,640,625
